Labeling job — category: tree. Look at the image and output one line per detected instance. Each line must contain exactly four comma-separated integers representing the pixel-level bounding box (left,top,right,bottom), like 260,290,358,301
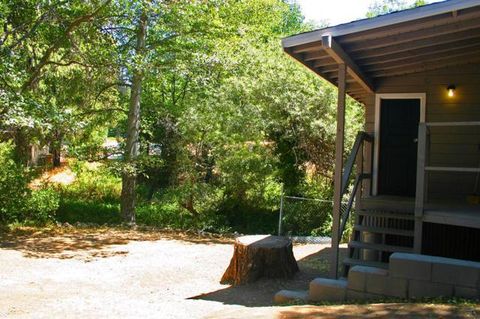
0,0,120,166
120,8,147,224
108,0,226,222
367,0,428,17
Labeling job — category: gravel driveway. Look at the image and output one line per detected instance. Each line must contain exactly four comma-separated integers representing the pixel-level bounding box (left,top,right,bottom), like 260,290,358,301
0,228,326,318
1,228,477,319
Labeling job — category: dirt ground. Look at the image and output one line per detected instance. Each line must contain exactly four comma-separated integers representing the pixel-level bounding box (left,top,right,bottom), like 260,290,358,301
0,228,478,319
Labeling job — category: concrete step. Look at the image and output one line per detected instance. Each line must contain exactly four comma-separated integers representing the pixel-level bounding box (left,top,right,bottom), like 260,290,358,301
348,240,413,253
273,290,309,304
343,257,389,270
309,278,347,302
347,265,388,292
353,225,414,237
357,210,414,220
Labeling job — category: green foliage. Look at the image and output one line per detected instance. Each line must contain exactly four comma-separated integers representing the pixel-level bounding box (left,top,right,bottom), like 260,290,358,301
63,161,122,203
56,161,122,224
0,142,59,224
56,200,121,225
0,142,30,222
24,188,60,223
1,0,366,236
367,0,429,18
281,199,333,236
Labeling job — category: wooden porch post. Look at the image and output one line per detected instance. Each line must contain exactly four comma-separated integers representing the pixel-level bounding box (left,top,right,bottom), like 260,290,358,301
330,63,346,279
414,123,427,253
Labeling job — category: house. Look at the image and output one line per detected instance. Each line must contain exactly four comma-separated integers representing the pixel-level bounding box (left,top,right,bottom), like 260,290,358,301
278,0,480,301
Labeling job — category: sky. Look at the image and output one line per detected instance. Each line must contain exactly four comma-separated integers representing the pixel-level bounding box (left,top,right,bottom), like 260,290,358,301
294,0,444,27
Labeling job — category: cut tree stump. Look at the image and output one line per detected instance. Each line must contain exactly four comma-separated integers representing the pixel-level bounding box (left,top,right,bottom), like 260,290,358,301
220,235,299,285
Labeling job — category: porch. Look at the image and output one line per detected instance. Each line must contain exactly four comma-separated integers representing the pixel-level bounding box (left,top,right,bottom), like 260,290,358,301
361,195,480,230
338,120,480,272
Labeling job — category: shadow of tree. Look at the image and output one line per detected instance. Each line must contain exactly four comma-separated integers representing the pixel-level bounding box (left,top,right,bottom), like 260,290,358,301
278,303,479,318
0,227,234,260
189,246,348,307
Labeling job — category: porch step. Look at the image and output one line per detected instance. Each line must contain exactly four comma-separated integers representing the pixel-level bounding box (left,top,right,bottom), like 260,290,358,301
343,257,389,270
348,241,413,253
353,225,414,237
357,210,414,220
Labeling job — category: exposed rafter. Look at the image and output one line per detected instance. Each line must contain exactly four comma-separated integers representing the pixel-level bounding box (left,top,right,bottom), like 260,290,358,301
321,35,375,94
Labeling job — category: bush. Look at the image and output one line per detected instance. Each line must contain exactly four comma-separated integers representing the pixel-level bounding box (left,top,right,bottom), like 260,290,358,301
280,199,333,236
136,186,228,232
56,160,122,223
61,161,121,203
0,142,30,223
0,142,60,224
25,188,60,223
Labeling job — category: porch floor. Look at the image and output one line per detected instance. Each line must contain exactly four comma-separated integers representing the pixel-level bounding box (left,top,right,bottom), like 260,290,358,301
361,195,480,229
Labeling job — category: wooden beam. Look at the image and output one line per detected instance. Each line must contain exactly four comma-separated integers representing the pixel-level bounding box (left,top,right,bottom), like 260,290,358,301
330,74,363,84
371,52,480,78
330,63,346,279
292,41,322,54
313,59,337,68
322,35,374,94
364,45,480,73
426,121,480,127
304,50,330,62
357,37,480,67
425,166,480,173
316,64,338,73
350,28,480,60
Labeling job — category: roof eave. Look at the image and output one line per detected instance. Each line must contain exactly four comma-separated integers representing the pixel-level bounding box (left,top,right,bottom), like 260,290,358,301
282,0,480,48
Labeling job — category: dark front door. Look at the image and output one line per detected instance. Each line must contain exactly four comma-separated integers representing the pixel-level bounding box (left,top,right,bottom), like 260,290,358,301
378,98,420,197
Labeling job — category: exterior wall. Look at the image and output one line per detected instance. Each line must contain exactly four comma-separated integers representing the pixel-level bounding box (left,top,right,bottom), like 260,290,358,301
362,64,480,201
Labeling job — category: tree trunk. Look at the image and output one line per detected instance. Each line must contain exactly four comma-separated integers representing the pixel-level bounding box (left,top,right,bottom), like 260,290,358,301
221,235,299,285
120,11,147,224
51,132,63,168
14,128,31,166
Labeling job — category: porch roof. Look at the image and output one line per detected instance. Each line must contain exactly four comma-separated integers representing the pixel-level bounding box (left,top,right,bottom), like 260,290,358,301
282,0,480,103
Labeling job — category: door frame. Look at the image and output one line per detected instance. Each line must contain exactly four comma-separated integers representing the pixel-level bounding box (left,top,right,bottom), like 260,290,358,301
373,93,426,195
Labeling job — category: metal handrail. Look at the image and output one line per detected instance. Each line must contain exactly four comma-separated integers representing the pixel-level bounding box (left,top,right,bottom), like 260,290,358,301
338,131,373,240
341,132,373,195
339,173,371,239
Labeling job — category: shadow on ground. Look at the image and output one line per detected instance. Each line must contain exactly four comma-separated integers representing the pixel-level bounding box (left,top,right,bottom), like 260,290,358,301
189,247,348,307
0,227,233,260
277,303,479,319
204,304,480,319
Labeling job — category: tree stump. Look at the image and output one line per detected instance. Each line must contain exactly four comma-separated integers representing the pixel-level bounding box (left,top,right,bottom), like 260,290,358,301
220,235,299,285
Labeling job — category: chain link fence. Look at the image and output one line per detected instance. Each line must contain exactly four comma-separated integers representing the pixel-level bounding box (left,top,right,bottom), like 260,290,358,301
278,194,352,244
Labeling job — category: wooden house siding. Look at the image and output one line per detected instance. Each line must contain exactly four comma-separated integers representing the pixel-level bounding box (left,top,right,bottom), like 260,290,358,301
362,64,480,200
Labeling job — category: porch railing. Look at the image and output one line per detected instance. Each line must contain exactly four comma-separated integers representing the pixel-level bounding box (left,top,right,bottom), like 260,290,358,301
414,121,480,252
338,131,373,240
332,131,373,278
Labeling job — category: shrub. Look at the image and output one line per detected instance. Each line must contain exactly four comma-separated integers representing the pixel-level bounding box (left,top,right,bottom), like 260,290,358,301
24,187,60,223
0,142,30,223
56,160,122,224
0,142,60,224
61,160,121,203
280,199,333,236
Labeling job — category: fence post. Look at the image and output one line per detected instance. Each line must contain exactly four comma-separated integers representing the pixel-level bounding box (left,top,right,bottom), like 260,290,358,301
278,184,284,236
